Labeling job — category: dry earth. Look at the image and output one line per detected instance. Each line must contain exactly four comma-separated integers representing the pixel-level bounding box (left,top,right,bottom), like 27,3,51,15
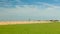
0,21,51,25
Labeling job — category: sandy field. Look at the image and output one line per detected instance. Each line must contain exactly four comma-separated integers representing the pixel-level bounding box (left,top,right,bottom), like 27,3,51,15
0,21,52,25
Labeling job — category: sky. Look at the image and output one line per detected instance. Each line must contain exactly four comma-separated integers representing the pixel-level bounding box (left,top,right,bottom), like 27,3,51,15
0,0,60,21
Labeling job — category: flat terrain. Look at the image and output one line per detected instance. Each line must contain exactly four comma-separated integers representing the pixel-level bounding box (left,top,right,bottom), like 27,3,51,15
0,22,60,34
0,21,51,25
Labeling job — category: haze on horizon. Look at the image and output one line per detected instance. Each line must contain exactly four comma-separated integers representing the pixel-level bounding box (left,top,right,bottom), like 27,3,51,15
0,0,60,21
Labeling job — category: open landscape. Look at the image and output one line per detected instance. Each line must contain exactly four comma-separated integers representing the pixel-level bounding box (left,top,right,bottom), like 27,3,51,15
0,21,60,34
0,0,60,34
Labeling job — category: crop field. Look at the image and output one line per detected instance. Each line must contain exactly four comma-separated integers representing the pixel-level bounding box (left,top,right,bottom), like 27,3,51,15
0,22,60,34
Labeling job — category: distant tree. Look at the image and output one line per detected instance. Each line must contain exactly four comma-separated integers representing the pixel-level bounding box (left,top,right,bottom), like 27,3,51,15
37,20,40,21
28,18,31,21
50,20,59,23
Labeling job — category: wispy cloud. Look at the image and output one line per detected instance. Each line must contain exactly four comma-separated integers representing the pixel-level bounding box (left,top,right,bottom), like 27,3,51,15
0,1,60,20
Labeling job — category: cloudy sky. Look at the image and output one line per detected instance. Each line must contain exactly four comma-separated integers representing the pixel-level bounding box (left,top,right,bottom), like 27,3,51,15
0,0,60,21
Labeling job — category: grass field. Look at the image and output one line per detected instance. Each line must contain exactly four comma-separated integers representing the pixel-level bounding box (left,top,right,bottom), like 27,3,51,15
0,22,60,34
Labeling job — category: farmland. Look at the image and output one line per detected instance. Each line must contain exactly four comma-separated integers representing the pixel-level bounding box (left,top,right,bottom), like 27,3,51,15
0,22,60,34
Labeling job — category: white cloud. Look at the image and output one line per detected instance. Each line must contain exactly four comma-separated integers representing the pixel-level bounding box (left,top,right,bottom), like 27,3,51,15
0,2,60,20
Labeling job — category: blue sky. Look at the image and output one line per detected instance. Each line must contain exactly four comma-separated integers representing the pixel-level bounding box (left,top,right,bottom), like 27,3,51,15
0,0,60,21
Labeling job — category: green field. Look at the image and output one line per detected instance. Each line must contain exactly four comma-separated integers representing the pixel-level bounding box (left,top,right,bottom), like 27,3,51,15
0,22,60,34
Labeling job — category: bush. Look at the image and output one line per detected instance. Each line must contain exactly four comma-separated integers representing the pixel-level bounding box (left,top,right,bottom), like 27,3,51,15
49,20,59,23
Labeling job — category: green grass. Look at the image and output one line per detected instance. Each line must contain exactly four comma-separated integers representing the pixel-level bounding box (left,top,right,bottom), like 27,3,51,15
0,22,60,34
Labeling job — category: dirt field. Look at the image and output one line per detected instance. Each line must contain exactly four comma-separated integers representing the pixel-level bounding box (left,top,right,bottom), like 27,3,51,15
0,21,51,25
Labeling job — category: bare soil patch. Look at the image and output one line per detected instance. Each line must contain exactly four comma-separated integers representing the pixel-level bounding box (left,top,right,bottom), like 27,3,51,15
0,21,51,25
